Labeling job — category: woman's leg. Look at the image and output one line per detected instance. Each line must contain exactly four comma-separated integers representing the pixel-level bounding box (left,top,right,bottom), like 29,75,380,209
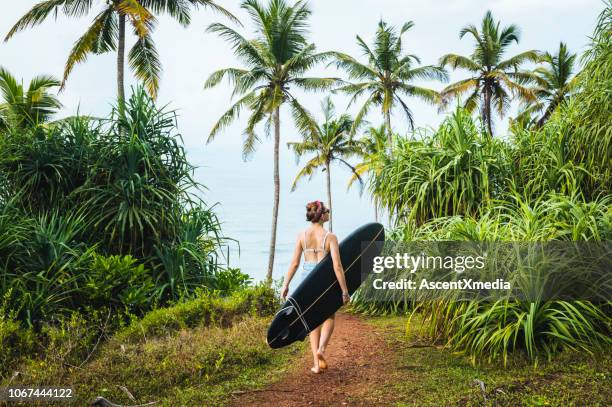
309,326,322,373
317,313,335,367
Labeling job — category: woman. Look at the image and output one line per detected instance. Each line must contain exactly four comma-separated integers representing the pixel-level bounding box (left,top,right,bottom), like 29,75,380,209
281,200,350,374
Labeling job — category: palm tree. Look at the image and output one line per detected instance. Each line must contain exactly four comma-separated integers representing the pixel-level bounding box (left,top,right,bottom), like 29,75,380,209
439,10,540,136
204,0,339,282
331,20,448,146
288,97,363,231
5,0,237,103
0,67,61,132
519,42,577,128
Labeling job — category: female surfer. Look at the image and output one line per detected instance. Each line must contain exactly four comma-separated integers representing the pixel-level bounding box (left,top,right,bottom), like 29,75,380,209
280,200,350,374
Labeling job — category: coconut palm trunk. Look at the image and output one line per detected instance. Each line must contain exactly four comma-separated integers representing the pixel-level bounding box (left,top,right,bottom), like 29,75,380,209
385,110,392,146
483,82,493,136
266,107,281,283
325,159,333,232
117,12,126,106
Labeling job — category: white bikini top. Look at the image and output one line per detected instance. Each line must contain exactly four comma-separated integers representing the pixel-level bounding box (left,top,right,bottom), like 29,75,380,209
302,230,330,254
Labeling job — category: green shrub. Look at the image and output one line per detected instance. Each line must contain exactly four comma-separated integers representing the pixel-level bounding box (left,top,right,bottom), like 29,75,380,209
434,300,611,366
0,87,241,328
84,253,155,313
356,6,612,365
372,108,512,226
353,192,612,362
39,310,107,369
0,290,37,377
212,267,252,293
0,318,37,377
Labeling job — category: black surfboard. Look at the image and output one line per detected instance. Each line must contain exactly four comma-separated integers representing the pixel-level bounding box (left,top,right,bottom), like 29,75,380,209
267,222,385,348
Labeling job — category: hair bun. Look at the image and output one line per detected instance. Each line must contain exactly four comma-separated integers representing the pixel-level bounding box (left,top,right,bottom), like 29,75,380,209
306,200,325,223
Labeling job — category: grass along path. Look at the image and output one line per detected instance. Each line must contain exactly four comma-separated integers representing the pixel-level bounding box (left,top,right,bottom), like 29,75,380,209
3,307,609,406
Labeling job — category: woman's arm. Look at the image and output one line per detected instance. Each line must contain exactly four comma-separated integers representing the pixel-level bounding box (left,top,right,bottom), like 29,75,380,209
281,232,303,300
328,234,350,304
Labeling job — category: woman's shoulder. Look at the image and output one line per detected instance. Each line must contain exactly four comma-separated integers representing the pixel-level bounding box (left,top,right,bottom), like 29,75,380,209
324,231,338,244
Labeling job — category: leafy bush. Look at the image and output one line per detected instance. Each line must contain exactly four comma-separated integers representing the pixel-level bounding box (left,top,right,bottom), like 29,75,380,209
372,108,512,226
0,87,243,328
0,290,37,375
83,254,155,312
213,267,252,293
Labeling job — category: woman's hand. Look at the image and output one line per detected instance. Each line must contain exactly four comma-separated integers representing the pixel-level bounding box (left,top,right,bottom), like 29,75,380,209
281,284,289,301
342,290,350,305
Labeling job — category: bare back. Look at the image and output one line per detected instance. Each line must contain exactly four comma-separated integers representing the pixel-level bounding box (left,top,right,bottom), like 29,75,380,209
302,226,331,263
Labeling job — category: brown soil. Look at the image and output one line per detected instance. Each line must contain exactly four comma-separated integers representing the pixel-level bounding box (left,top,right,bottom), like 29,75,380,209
230,312,401,407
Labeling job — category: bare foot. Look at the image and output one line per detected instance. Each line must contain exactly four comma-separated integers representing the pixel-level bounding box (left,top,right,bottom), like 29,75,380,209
316,350,328,370
310,366,322,374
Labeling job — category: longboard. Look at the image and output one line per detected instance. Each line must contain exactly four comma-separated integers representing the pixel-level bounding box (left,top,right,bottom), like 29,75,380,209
267,222,385,348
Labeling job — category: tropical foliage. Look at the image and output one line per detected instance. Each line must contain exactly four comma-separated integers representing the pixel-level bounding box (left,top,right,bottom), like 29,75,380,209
1,0,609,373
351,4,612,364
0,87,246,329
0,67,61,132
371,108,511,226
515,42,578,128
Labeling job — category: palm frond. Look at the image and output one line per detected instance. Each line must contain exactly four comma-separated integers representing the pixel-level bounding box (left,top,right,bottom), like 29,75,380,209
128,31,161,99
401,65,449,82
117,0,155,39
204,67,250,89
206,23,267,68
291,77,341,91
207,91,256,142
330,52,379,81
289,155,325,191
62,6,116,88
497,50,541,70
289,98,318,137
5,0,77,41
439,54,480,72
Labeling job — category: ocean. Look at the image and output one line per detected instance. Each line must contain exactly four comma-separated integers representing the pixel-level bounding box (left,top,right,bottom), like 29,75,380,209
187,142,381,283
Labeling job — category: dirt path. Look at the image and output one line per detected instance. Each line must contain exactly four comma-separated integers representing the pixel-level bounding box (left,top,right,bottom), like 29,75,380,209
230,312,401,407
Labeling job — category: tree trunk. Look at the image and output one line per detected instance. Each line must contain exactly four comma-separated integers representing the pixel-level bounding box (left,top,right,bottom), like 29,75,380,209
325,159,333,232
117,12,126,108
266,107,281,284
385,110,393,151
483,83,493,137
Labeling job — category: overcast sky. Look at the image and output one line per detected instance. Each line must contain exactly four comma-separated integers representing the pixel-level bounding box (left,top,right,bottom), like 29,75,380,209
0,0,604,152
